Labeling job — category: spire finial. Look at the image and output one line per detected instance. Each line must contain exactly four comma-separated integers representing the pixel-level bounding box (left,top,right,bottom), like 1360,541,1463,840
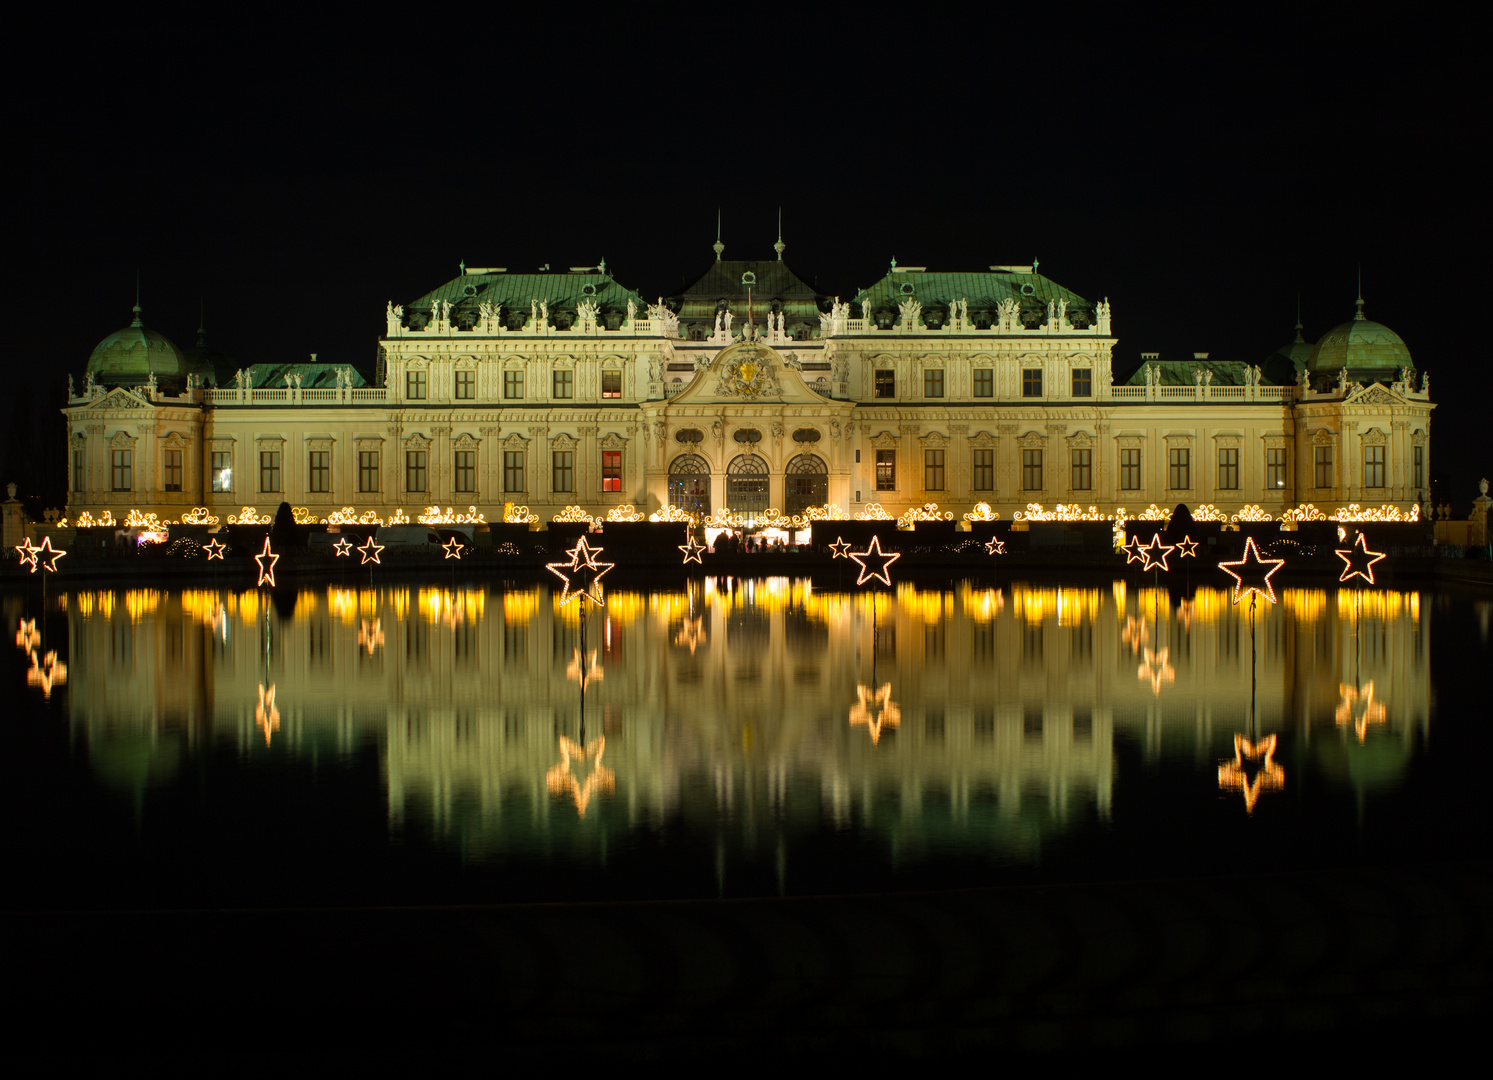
197,297,206,347
774,207,785,260
713,210,724,261
131,270,143,327
1355,266,1365,320
1294,294,1304,342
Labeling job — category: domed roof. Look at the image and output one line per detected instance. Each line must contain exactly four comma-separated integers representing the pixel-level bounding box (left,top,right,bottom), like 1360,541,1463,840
1308,300,1412,375
86,306,187,386
1262,319,1316,385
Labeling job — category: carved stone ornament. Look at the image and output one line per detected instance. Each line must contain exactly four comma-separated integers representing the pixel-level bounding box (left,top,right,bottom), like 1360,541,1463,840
1018,431,1045,449
1261,434,1289,449
453,433,481,450
599,432,627,450
1213,434,1243,448
109,430,136,449
162,430,190,449
872,431,899,450
307,438,334,452
920,431,949,449
1361,428,1388,446
1312,429,1337,445
969,432,997,449
1349,384,1399,406
405,433,432,450
712,343,783,399
1411,429,1428,447
551,432,579,451
406,357,430,370
96,388,149,410
502,433,529,451
504,357,527,370
1164,434,1195,446
1067,431,1092,448
1116,436,1143,449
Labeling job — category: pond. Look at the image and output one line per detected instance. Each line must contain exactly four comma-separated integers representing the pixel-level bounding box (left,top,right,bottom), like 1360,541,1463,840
3,575,1489,912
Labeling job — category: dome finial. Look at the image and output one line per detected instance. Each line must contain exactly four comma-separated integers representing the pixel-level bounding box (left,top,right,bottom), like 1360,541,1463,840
774,207,785,261
1294,294,1304,342
197,298,206,347
713,209,724,261
131,270,143,328
1355,265,1365,321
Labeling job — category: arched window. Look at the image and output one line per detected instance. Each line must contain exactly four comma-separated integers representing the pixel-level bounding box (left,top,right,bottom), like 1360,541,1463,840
668,454,711,516
784,454,828,515
726,454,770,515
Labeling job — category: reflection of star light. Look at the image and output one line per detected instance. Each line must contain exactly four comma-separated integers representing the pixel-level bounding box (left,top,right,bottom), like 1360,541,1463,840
1336,681,1387,742
204,538,226,560
1218,733,1284,813
1176,598,1195,630
35,536,66,573
1335,532,1387,585
357,618,384,655
359,535,384,565
255,536,279,586
1137,646,1175,695
13,539,39,572
26,650,67,697
1121,534,1147,564
848,535,900,586
679,535,706,564
828,537,852,559
1218,536,1285,605
674,616,706,654
1121,615,1150,651
16,618,40,652
566,648,603,687
255,683,280,746
443,537,465,559
1138,534,1175,571
984,535,1006,555
546,536,612,605
546,736,615,816
849,683,902,744
1175,536,1199,558
332,537,353,557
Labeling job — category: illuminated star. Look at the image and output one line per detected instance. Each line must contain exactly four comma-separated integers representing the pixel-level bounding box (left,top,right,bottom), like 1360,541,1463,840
254,536,279,586
16,618,40,652
1335,681,1387,743
13,539,39,572
1335,532,1386,585
984,535,1006,555
331,537,353,557
1121,533,1148,564
255,683,280,746
848,534,901,586
36,538,66,572
566,647,603,687
1138,534,1175,572
1175,536,1199,558
1217,733,1284,814
204,538,226,560
828,537,852,559
443,536,465,559
546,535,613,605
1137,646,1175,695
545,736,615,816
679,535,707,564
358,535,384,565
674,616,706,655
1218,536,1285,605
849,683,902,745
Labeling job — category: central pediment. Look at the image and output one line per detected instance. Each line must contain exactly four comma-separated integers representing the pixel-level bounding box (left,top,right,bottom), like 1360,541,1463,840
667,340,833,406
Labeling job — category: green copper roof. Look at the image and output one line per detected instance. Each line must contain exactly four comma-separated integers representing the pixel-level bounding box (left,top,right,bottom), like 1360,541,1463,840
403,269,648,331
1308,309,1412,374
241,363,368,390
670,258,827,320
1124,359,1254,387
854,268,1095,327
86,308,187,386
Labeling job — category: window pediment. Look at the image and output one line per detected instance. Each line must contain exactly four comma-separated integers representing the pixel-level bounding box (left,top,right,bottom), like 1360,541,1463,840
453,433,481,450
872,430,899,449
969,431,997,449
1361,427,1388,446
109,430,136,449
1017,431,1045,448
599,432,627,450
502,433,529,450
551,433,578,450
1312,428,1337,445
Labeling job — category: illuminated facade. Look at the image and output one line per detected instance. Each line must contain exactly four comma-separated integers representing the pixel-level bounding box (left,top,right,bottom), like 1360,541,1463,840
62,250,1433,526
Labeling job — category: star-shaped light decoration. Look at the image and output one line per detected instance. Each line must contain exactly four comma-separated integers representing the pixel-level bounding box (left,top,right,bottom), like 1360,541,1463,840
255,682,280,746
13,539,39,572
358,535,384,565
674,616,706,655
35,536,66,573
1137,646,1175,695
828,537,852,559
848,535,901,586
1335,532,1387,585
357,618,384,656
984,536,1006,555
254,536,279,586
1217,733,1284,814
1121,534,1147,564
849,683,902,745
546,535,613,605
1218,536,1285,605
545,736,615,816
566,647,603,687
15,618,40,653
204,538,226,560
1138,534,1175,572
1335,681,1387,743
443,536,465,559
25,649,67,698
679,535,707,564
1175,536,1199,558
331,537,353,557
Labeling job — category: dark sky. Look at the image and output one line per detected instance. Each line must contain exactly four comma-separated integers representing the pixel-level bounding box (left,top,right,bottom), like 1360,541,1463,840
2,10,1480,507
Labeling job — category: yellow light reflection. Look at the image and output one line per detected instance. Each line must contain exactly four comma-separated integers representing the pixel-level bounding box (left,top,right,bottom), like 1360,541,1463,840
255,683,280,746
26,649,67,697
1137,647,1175,695
1335,682,1387,743
1218,734,1284,813
959,584,1005,622
849,683,901,745
503,590,539,624
545,736,614,817
357,619,384,656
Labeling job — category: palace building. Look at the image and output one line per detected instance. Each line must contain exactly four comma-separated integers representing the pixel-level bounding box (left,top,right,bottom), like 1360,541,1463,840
62,243,1433,527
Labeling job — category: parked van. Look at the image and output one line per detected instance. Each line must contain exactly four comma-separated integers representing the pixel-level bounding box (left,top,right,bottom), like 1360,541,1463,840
377,526,443,549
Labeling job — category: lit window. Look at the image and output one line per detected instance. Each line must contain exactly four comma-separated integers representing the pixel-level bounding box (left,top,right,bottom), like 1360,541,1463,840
163,449,183,492
602,450,622,492
875,450,895,491
875,369,895,398
602,370,622,398
212,451,232,493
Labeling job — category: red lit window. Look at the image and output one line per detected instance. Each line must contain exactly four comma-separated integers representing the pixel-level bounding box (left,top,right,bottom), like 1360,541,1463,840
602,451,622,492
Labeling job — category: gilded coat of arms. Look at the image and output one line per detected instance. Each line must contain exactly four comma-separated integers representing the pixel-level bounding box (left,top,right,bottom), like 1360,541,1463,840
714,345,781,399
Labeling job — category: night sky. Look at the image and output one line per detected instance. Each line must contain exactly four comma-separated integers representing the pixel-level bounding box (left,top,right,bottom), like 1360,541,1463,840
1,11,1476,511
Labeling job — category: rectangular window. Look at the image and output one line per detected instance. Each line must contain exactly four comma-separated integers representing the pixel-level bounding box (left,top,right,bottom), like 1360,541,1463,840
454,370,475,400
454,451,475,493
875,369,895,398
212,451,232,493
924,449,945,491
163,449,183,492
1071,448,1091,491
406,451,427,493
553,369,573,399
308,451,330,493
1022,369,1042,398
1314,445,1333,489
972,448,994,491
1218,448,1239,490
1071,368,1092,397
111,449,132,492
358,451,379,493
504,451,525,493
406,369,427,400
73,449,83,493
552,451,573,493
924,369,944,398
1169,448,1190,489
1266,447,1287,490
1413,445,1423,489
601,370,622,398
1022,449,1043,491
602,450,622,492
875,450,895,491
504,370,523,399
1364,445,1385,488
259,451,280,493
1120,448,1141,490
973,368,993,398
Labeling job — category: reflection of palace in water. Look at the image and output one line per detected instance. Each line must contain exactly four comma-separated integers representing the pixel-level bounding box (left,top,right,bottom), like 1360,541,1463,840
42,576,1433,858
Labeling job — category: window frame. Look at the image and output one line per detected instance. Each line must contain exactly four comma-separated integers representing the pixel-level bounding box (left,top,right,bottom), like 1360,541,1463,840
405,450,427,494
1217,447,1239,491
874,369,895,399
1413,445,1423,489
1169,447,1191,490
972,448,994,491
1070,447,1092,491
1266,447,1287,490
601,370,622,399
552,450,574,494
973,368,993,398
454,369,475,400
1071,368,1092,397
308,450,330,494
212,451,233,494
163,448,183,492
358,451,380,494
111,449,132,492
923,448,945,491
552,369,573,400
503,370,523,400
601,450,622,493
1022,368,1043,398
1314,445,1333,489
1364,444,1385,488
503,451,525,494
72,449,84,493
923,369,944,399
1120,448,1141,491
454,450,475,494
406,368,427,400
259,450,281,494
875,449,896,491
1022,448,1043,491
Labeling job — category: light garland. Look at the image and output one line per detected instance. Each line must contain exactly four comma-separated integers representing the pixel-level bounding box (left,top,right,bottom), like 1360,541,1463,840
505,503,539,524
606,505,645,522
358,535,384,565
551,505,599,527
203,538,226,560
1190,504,1229,522
323,507,363,525
679,535,706,564
124,508,168,529
546,535,612,605
332,537,353,557
801,504,846,521
1230,504,1273,523
1281,503,1327,523
1137,534,1174,571
13,539,39,572
255,683,280,746
229,507,274,525
962,502,1000,522
419,505,487,525
828,537,852,558
1335,532,1387,584
849,534,901,586
1331,503,1420,523
442,537,465,559
178,507,220,525
856,503,893,521
1175,536,1199,558
1335,681,1386,743
1012,503,1111,522
849,683,901,745
896,503,955,527
290,507,318,524
72,511,116,528
648,504,693,523
1218,734,1284,814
